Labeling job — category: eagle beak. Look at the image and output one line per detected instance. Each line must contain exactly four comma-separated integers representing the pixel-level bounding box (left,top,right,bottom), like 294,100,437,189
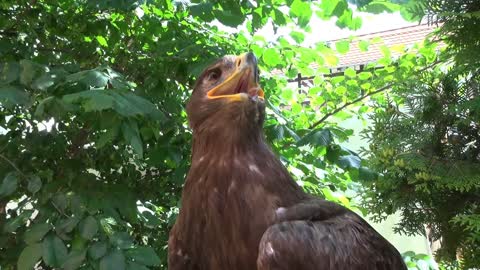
207,52,265,101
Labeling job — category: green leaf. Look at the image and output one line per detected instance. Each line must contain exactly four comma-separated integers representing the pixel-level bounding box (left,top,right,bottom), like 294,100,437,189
79,216,98,240
212,10,244,27
109,232,134,249
52,193,68,213
344,67,356,78
335,40,350,54
31,69,67,91
0,62,21,84
63,89,164,119
62,250,87,270
290,0,312,27
273,9,287,26
19,59,44,86
324,54,339,66
0,86,29,108
96,126,119,148
55,216,81,234
18,243,43,270
43,234,68,267
82,70,109,88
88,241,108,260
27,175,42,194
125,246,161,266
262,48,282,67
126,261,150,270
122,120,143,158
358,40,369,51
24,223,52,244
297,129,333,147
100,250,126,270
63,91,114,111
337,154,361,169
71,234,88,251
189,3,214,21
113,91,165,120
362,1,400,14
358,72,372,80
96,36,108,47
319,0,345,18
70,195,87,217
400,3,424,22
290,31,305,44
0,172,18,197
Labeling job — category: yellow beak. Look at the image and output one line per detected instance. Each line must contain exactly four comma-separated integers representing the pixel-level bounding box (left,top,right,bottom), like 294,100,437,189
207,53,264,101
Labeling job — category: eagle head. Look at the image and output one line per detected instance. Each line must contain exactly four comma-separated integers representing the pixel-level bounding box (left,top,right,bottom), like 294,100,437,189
187,52,265,132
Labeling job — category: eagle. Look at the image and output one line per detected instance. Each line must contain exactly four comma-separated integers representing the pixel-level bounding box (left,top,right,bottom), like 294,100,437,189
168,52,407,270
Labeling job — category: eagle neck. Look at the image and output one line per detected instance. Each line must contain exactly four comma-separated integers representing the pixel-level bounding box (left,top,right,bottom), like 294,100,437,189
191,128,265,161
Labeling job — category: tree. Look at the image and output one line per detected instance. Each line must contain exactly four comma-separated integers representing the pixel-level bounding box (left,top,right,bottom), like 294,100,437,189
361,0,480,268
362,67,480,268
0,0,439,269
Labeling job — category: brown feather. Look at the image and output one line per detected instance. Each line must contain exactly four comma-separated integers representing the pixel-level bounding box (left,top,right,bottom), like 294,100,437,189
168,53,407,270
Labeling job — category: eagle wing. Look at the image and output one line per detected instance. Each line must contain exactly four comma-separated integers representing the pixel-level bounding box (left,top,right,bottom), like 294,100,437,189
257,199,407,270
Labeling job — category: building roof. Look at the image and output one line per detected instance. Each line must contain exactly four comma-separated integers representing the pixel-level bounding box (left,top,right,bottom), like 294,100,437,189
271,23,439,77
323,23,438,68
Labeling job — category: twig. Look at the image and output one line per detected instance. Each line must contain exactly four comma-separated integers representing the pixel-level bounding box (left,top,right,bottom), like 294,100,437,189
309,61,441,129
51,201,69,218
309,83,394,129
0,153,26,177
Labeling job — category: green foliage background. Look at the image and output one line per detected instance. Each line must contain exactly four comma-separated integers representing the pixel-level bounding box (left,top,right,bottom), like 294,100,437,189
0,0,476,269
360,0,480,268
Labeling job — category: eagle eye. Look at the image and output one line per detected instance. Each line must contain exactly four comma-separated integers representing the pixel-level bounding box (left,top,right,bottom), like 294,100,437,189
206,68,221,82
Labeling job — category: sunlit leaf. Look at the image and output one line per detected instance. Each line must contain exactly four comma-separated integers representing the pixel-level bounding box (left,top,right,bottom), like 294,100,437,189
262,48,282,66
96,36,108,47
358,40,369,51
344,67,356,78
290,31,305,44
335,40,350,54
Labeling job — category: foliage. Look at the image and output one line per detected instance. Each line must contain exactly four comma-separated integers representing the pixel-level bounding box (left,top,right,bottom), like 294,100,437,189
361,66,480,267
360,1,480,268
0,0,442,269
401,0,480,67
402,251,439,270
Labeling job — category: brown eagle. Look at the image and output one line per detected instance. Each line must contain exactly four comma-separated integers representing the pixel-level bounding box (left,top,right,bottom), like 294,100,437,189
168,52,407,270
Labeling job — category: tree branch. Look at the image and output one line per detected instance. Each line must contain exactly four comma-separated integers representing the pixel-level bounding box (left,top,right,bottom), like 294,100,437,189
309,83,394,129
309,61,440,129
